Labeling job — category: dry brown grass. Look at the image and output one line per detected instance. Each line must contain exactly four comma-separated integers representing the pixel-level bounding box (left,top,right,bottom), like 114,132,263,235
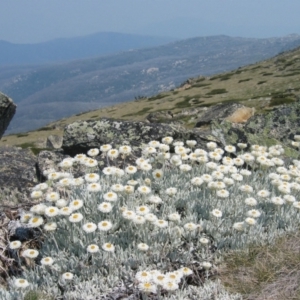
218,230,300,300
226,107,255,123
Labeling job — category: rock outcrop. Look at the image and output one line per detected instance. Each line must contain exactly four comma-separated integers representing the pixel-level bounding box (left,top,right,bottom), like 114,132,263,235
0,92,16,139
62,117,220,162
195,102,254,128
211,99,300,158
0,147,39,206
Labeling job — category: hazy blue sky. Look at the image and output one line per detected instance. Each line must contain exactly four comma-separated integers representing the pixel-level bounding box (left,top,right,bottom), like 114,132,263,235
1,0,300,44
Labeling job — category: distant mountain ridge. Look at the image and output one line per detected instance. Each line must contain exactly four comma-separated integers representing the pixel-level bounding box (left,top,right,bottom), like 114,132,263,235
1,34,300,134
0,32,177,66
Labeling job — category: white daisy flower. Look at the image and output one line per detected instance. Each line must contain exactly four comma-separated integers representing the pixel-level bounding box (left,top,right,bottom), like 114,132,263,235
55,199,68,208
46,192,60,202
98,202,113,213
137,243,149,251
163,281,179,291
111,183,124,192
60,206,73,216
14,278,29,288
152,169,163,179
82,222,97,233
138,186,151,194
165,187,177,196
247,209,261,218
9,240,22,250
102,243,115,252
69,213,83,223
148,195,162,205
41,257,54,266
225,145,236,153
69,199,83,211
233,222,245,231
30,190,43,199
100,144,112,152
168,212,181,221
62,272,74,280
136,271,152,282
122,210,136,220
85,173,99,183
155,219,168,228
28,216,44,227
184,222,198,231
245,217,257,225
245,197,257,206
103,191,118,202
211,209,222,218
136,206,150,215
161,136,173,144
85,158,98,167
44,222,57,231
87,183,102,192
119,145,132,155
191,177,204,186
87,148,99,157
133,215,146,224
124,185,134,194
98,220,113,231
145,213,158,222
22,249,39,259
87,244,99,253
125,165,137,174
44,206,59,217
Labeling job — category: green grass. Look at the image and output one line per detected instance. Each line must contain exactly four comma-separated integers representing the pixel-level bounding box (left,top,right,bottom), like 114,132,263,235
16,133,29,138
147,94,169,101
122,106,153,117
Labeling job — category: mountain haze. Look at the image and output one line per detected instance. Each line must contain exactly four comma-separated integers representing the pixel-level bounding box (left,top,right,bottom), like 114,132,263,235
0,32,177,66
1,34,300,134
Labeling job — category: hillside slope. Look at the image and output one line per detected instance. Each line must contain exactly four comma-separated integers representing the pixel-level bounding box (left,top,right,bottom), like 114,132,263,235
1,34,300,134
1,44,300,149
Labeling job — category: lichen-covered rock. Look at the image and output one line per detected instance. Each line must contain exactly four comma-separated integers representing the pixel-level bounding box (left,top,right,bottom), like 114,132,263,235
211,99,300,158
195,102,253,128
146,111,174,123
0,147,38,206
46,135,63,149
0,92,16,139
37,150,86,179
62,118,221,158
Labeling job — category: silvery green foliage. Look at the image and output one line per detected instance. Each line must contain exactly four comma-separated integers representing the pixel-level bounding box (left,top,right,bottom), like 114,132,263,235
1,140,300,299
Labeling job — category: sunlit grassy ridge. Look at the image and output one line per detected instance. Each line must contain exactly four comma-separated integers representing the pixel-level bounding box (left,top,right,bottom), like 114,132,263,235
1,138,300,299
1,46,300,150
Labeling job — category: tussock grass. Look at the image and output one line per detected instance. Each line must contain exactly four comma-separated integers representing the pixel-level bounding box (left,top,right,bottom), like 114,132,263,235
219,231,300,299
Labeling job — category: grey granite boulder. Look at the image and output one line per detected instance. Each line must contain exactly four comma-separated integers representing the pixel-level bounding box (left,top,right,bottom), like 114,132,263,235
46,135,63,149
195,102,254,128
62,117,220,159
0,147,38,206
211,99,300,158
0,92,16,139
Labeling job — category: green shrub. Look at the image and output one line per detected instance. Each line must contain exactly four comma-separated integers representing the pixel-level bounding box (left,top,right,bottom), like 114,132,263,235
269,97,295,107
206,89,228,95
238,78,252,83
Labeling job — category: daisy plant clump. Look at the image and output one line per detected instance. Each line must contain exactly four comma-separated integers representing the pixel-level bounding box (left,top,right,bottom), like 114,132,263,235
3,139,300,299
